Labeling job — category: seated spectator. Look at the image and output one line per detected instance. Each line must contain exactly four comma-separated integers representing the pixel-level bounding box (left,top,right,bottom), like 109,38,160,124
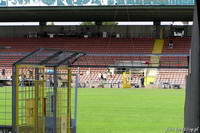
168,40,173,48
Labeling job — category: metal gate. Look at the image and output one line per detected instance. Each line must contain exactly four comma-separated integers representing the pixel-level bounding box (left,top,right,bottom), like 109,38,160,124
13,65,72,133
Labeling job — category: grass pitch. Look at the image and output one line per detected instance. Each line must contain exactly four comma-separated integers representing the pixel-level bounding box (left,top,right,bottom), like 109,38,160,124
76,88,184,133
0,87,184,133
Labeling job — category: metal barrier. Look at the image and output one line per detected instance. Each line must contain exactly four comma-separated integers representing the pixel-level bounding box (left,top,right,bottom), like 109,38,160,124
12,65,72,133
11,48,84,133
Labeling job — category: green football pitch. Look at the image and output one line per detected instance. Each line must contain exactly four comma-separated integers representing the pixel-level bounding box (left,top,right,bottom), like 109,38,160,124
0,87,184,133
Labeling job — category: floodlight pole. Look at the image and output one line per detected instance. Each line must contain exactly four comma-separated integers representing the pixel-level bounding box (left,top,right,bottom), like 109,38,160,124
184,0,200,132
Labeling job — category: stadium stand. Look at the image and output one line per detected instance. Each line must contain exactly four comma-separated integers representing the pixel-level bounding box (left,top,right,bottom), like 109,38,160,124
163,37,191,53
156,69,188,88
157,37,191,87
0,37,190,88
0,38,154,53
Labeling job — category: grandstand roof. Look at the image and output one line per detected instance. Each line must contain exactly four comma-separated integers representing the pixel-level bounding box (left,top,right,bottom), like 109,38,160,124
0,5,193,22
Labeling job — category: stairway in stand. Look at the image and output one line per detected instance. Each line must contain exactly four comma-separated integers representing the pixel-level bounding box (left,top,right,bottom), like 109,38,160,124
145,39,164,86
150,39,164,66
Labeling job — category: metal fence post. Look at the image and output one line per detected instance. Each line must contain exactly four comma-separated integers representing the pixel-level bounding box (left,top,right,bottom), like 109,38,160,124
53,67,58,133
74,73,79,133
12,65,17,133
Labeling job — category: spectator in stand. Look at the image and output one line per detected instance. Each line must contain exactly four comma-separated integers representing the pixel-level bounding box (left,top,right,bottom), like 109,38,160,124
168,39,174,48
2,69,5,76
